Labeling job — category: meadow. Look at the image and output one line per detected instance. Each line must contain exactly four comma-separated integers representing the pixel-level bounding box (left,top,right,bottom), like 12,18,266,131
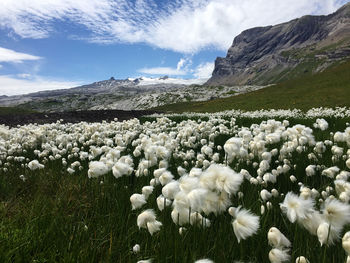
153,60,350,113
1,108,350,262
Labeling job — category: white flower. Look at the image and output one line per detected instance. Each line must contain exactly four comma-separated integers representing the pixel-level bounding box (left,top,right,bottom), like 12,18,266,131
112,161,133,178
137,209,156,229
263,173,277,184
298,210,323,235
260,189,272,202
171,208,190,226
317,222,340,246
173,191,190,211
322,166,340,178
133,244,140,253
162,181,180,199
159,171,174,185
240,169,252,180
322,197,350,229
224,137,243,163
201,164,243,195
19,174,26,182
136,209,162,235
289,175,297,183
142,186,154,199
187,188,208,212
88,161,108,178
28,160,44,171
231,206,260,243
179,227,186,235
130,194,147,210
177,166,187,176
334,179,350,195
268,227,291,249
228,207,236,217
295,256,310,263
343,231,350,255
313,118,328,131
146,220,162,235
190,212,210,227
280,192,315,223
268,248,290,263
156,195,172,211
271,189,279,197
179,175,200,194
305,165,316,177
260,205,265,215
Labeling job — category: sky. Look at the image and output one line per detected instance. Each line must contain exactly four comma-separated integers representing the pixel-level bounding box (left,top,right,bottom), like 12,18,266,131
0,0,349,95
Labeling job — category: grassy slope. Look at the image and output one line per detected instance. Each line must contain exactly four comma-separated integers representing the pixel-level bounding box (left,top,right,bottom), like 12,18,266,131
0,107,36,116
153,59,350,113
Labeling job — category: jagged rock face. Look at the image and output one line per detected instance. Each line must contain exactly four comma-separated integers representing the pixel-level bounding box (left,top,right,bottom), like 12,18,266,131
207,3,350,86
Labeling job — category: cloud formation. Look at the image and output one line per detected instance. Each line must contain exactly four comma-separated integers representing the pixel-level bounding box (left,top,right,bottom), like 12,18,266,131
0,0,347,53
139,57,214,79
193,62,215,79
0,47,41,63
0,75,81,95
138,67,187,76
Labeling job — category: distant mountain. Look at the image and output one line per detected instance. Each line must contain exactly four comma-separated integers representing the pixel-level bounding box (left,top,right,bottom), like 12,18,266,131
131,76,206,86
207,3,350,86
0,76,262,112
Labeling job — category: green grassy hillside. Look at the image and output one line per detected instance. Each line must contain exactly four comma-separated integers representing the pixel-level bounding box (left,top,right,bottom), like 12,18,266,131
0,107,36,116
153,59,350,113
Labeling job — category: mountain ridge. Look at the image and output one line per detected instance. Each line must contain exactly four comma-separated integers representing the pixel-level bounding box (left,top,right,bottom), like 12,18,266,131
206,3,350,86
0,76,262,112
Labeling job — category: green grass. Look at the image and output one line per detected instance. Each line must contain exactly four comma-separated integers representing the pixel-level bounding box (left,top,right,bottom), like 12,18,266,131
0,107,36,116
153,59,350,113
268,38,350,84
225,90,237,95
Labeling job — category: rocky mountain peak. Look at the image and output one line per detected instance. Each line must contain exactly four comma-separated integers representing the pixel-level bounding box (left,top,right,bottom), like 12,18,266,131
335,2,350,16
207,3,350,86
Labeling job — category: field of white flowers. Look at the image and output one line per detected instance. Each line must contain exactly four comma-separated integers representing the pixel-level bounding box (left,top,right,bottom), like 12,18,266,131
2,107,350,262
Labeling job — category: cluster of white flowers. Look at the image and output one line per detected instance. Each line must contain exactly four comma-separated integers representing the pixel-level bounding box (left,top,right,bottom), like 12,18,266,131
2,108,350,262
149,107,350,119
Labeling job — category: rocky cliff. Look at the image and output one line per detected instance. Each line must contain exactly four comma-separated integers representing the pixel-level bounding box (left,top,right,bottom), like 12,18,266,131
207,3,350,86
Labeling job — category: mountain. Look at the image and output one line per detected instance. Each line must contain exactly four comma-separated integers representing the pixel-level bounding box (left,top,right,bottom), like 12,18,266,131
0,76,262,112
207,3,350,86
154,59,350,113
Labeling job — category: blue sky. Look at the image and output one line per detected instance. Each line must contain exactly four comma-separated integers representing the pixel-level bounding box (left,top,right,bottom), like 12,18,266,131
0,0,349,95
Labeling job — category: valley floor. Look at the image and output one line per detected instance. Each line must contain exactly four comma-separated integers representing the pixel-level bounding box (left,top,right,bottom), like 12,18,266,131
0,109,158,127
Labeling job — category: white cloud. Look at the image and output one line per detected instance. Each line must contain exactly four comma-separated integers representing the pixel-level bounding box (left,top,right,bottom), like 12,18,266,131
0,0,347,53
177,58,187,71
139,57,192,76
17,73,31,79
193,62,215,79
0,75,82,96
0,47,41,63
138,67,187,76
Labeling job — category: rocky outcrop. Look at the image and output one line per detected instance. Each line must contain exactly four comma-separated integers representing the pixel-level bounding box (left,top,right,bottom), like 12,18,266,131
207,3,350,86
2,76,255,112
